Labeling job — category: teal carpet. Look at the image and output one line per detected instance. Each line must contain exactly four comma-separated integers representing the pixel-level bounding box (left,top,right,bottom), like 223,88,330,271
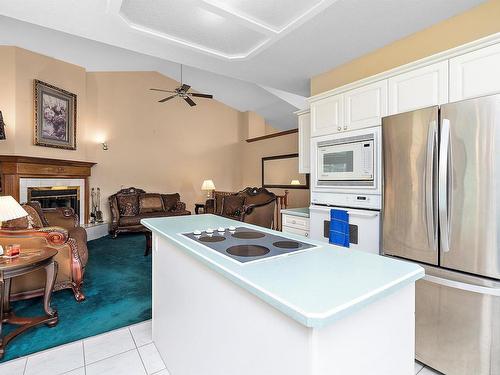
1,233,151,362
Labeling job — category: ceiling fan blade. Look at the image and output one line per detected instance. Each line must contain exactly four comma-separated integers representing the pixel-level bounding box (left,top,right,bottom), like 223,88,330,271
180,84,191,92
159,95,177,103
190,93,213,99
184,97,196,107
150,88,176,93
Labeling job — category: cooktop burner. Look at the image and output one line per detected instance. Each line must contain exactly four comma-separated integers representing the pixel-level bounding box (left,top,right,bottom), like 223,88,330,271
231,231,265,239
273,241,301,249
182,227,317,264
199,236,226,243
227,245,270,257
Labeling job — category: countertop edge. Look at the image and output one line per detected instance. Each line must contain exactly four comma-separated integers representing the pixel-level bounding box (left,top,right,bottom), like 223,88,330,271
142,218,424,329
280,208,310,218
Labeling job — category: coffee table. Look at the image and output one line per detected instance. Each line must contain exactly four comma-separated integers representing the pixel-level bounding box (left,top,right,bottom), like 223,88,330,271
0,247,59,358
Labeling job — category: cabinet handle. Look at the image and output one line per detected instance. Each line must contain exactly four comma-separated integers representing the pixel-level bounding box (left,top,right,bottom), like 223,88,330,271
343,125,348,130
337,126,341,131
292,219,296,224
305,232,309,237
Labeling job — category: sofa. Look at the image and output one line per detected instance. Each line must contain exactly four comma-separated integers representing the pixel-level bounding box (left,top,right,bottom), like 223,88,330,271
0,201,88,301
109,187,191,253
205,187,277,229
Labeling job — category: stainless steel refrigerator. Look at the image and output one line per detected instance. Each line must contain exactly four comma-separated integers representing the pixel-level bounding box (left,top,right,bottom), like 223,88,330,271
382,93,500,375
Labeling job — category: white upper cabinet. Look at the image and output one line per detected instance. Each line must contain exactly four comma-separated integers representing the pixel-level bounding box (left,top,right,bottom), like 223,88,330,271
388,61,448,115
344,80,387,130
310,94,343,137
297,110,310,174
450,43,500,102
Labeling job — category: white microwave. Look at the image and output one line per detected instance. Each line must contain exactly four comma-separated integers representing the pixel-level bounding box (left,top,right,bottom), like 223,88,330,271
317,134,374,182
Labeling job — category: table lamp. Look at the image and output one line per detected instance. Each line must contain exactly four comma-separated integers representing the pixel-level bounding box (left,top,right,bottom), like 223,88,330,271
201,180,215,198
0,196,28,255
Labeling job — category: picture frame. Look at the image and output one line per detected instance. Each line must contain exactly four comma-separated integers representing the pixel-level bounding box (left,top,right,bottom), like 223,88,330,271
34,79,77,150
261,153,310,189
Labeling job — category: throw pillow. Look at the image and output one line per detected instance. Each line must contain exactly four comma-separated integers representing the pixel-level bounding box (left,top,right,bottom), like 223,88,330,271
139,193,164,213
162,193,180,212
117,194,139,217
222,195,245,217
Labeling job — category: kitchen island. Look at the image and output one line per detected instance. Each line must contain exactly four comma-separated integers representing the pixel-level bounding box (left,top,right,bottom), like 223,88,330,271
142,215,424,375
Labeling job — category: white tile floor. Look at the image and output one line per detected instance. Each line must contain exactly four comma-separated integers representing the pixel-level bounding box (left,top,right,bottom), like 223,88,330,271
0,319,443,375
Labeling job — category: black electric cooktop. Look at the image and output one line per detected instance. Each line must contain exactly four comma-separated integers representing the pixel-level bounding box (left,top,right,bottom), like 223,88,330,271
183,227,317,264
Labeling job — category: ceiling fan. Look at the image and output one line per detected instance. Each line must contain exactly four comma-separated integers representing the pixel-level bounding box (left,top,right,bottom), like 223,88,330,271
150,65,213,107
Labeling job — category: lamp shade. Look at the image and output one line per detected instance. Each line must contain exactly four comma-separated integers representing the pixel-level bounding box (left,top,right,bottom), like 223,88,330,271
290,179,301,185
201,180,215,191
0,196,28,222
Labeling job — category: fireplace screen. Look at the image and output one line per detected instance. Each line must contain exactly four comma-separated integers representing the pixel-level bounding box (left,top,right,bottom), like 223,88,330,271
28,186,80,217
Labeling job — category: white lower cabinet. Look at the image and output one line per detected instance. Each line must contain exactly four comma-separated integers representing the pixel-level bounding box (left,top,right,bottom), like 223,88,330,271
450,42,500,101
388,61,448,114
281,213,309,237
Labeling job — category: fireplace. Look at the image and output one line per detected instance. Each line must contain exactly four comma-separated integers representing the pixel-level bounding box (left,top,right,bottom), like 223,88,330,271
28,186,81,218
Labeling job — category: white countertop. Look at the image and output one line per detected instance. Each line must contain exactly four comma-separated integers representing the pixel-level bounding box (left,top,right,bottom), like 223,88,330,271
142,214,423,328
280,207,310,218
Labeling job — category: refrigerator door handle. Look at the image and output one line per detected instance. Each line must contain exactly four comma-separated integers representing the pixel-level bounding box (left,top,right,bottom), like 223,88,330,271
425,120,438,250
439,118,451,252
424,275,500,296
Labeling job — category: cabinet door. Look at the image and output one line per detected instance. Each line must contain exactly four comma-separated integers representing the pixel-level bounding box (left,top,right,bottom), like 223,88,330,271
450,43,500,102
344,80,387,130
388,61,448,115
310,94,343,137
298,111,310,173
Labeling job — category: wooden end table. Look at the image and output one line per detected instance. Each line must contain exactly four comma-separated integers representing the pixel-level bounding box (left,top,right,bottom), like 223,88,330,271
0,247,59,359
194,203,206,215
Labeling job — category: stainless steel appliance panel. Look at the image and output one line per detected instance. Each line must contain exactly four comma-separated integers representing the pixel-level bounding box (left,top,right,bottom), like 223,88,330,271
382,106,439,265
416,265,500,375
440,94,500,279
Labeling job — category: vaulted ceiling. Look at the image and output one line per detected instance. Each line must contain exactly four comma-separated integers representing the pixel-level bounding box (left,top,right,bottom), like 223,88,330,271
0,0,485,129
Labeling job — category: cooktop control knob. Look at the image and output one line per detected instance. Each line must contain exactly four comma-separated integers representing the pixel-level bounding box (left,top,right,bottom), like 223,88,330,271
217,227,225,232
206,228,214,234
193,230,202,235
228,226,236,231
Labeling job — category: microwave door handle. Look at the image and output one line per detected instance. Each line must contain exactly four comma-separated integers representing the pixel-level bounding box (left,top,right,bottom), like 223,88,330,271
425,120,438,250
439,119,451,252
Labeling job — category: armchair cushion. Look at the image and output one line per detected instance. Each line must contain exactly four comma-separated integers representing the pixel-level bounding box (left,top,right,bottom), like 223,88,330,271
117,194,140,217
139,193,164,213
161,193,180,212
222,195,245,217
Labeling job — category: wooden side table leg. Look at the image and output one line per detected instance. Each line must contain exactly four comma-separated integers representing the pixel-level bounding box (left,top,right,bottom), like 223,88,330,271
43,261,58,327
0,278,4,340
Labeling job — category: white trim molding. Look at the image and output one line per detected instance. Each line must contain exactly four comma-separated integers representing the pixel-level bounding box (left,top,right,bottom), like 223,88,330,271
308,32,500,102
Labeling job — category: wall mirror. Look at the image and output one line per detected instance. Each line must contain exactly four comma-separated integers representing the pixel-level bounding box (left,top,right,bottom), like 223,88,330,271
262,153,309,189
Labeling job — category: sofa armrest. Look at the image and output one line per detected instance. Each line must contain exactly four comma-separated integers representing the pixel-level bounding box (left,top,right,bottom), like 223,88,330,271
172,201,187,213
43,207,79,230
109,196,120,224
204,198,215,214
0,226,69,247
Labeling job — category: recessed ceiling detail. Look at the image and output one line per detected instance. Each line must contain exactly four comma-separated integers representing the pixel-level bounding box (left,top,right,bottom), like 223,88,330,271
119,0,338,60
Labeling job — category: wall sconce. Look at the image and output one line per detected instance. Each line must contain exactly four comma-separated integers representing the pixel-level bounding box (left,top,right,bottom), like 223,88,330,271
102,142,108,151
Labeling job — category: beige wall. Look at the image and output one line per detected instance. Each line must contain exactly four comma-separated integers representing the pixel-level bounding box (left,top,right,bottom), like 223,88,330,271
0,46,16,153
0,47,88,160
0,46,307,223
241,132,310,208
86,71,244,220
311,0,500,95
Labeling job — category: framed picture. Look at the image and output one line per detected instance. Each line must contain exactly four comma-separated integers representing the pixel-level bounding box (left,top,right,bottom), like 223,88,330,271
34,80,77,150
